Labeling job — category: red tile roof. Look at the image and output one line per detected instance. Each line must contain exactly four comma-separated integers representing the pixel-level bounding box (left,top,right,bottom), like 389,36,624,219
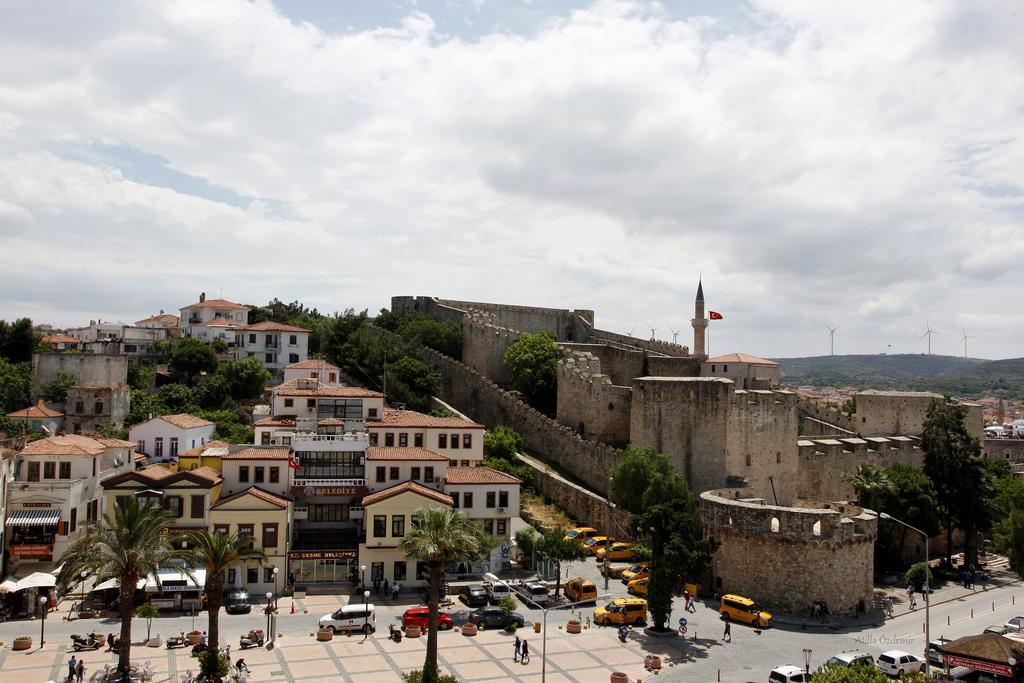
273,379,383,398
200,317,238,327
211,486,290,510
184,299,250,311
135,314,180,325
245,321,309,333
286,359,339,370
222,447,291,461
155,413,215,430
42,334,85,345
7,400,63,419
362,481,453,508
20,435,108,456
367,409,484,430
444,466,522,485
189,466,224,484
254,417,297,428
704,353,779,366
367,447,450,462
135,464,177,480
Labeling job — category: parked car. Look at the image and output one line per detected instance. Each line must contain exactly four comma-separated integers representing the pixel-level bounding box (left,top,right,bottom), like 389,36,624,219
720,594,772,628
582,536,610,556
620,563,651,584
483,572,513,605
928,637,952,667
875,650,925,677
984,624,1009,635
513,580,550,607
769,665,811,682
593,597,647,627
402,607,453,631
223,588,252,615
320,604,376,634
458,585,489,607
468,607,524,630
594,542,640,563
1005,616,1024,632
822,651,874,669
563,577,598,604
564,527,600,543
626,577,648,597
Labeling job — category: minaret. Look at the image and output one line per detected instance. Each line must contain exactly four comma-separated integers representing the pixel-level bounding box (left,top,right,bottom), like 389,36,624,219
691,279,708,357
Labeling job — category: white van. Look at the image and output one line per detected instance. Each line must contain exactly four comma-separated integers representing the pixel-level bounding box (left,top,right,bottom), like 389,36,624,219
483,572,513,605
319,603,376,634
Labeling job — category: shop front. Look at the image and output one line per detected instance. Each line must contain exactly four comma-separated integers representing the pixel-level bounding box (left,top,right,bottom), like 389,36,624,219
143,567,207,613
288,550,357,587
6,508,61,565
937,633,1024,683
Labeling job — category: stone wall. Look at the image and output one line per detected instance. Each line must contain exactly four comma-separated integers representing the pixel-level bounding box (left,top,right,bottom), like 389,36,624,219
390,296,467,326
726,390,800,506
590,328,690,357
794,394,857,436
461,313,522,386
32,353,128,398
519,455,633,539
65,384,131,432
558,343,645,386
646,355,702,377
700,489,877,617
796,437,922,501
556,350,632,447
855,390,984,438
983,438,1024,463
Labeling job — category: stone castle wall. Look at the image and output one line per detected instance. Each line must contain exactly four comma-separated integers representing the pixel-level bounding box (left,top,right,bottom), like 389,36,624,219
796,437,922,501
646,355,702,377
556,350,632,446
854,390,983,438
590,328,690,357
31,353,129,399
461,313,522,386
558,343,645,386
726,390,801,506
390,296,467,326
794,395,857,436
983,438,1024,463
519,455,633,539
700,489,877,616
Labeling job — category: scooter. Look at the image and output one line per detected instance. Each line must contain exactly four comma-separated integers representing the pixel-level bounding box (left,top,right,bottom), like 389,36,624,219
166,632,187,649
388,624,403,643
191,642,208,657
71,632,104,651
617,624,629,643
239,631,263,649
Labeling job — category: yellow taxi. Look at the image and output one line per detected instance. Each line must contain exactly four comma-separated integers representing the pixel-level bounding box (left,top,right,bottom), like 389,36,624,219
564,527,599,543
563,577,598,603
582,536,610,556
593,597,648,626
719,594,772,628
595,542,640,563
620,562,651,584
626,577,648,597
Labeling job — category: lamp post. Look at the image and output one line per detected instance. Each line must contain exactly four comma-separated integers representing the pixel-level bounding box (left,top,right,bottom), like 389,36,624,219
803,648,812,675
604,476,613,591
360,565,366,590
39,595,48,647
880,512,930,673
265,592,273,639
362,590,370,641
273,567,279,608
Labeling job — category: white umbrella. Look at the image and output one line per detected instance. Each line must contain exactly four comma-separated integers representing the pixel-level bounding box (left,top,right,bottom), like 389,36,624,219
91,577,146,592
0,577,17,594
16,572,57,591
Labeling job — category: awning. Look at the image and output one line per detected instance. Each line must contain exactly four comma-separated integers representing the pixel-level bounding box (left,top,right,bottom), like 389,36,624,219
0,578,18,594
91,577,146,593
144,567,206,593
16,572,57,591
5,509,60,526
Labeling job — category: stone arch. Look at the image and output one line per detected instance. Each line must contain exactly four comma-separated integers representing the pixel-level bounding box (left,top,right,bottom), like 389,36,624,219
812,521,821,536
770,517,780,533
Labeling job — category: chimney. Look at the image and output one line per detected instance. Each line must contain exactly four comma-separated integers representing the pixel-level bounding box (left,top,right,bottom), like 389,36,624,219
159,309,164,314
200,292,206,303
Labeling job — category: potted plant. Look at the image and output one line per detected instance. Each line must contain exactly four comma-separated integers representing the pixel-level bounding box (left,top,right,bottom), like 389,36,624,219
406,624,422,638
461,623,478,636
12,636,32,651
316,626,334,642
566,619,581,634
186,630,202,645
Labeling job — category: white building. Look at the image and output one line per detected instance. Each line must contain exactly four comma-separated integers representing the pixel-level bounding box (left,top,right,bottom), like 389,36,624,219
702,352,781,389
237,321,310,370
218,446,293,498
6,401,64,436
179,293,251,331
6,435,134,573
129,413,216,462
64,321,170,357
283,359,342,386
366,409,486,465
135,312,180,336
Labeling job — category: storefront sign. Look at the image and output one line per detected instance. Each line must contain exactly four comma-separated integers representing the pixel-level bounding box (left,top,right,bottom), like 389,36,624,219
946,655,1013,677
10,544,53,557
292,485,365,497
145,584,200,593
161,527,207,535
21,502,52,508
287,550,357,560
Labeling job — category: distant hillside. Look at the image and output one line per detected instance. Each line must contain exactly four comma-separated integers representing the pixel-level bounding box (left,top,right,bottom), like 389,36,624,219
777,354,1024,399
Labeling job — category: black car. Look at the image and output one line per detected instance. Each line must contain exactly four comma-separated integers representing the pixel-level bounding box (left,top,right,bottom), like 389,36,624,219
224,589,252,614
459,585,489,607
469,607,525,629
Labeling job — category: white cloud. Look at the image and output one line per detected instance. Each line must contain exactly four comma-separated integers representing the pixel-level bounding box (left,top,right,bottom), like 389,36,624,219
0,0,1021,358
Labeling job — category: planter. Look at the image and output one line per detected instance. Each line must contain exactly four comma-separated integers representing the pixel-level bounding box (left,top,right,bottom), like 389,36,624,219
566,620,582,634
147,636,162,647
533,622,541,634
12,636,32,651
644,655,662,671
610,673,629,683
316,629,334,642
186,631,202,646
405,625,421,638
461,623,478,636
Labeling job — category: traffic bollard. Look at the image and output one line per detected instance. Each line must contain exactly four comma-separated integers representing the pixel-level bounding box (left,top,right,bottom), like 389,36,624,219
972,608,974,618
948,615,950,626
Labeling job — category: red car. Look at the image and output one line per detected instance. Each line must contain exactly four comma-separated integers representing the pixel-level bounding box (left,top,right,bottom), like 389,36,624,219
402,607,454,630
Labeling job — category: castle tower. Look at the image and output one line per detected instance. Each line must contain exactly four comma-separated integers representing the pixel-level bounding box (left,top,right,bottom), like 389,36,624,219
691,279,708,357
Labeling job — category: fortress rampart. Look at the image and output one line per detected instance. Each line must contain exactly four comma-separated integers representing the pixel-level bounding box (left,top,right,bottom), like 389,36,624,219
797,436,922,500
556,350,632,446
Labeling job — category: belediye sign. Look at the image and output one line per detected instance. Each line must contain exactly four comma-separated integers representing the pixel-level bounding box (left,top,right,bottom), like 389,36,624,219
287,550,356,560
292,485,364,497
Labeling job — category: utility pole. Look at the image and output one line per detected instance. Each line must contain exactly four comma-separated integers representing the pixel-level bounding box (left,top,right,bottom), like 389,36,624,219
604,476,612,591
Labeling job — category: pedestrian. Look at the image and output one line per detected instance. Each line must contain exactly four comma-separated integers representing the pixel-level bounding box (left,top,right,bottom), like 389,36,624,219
521,639,530,663
723,621,731,643
384,579,390,597
107,633,115,651
393,583,400,601
75,659,85,683
68,655,77,681
883,596,894,618
687,594,696,613
514,635,522,662
683,589,690,606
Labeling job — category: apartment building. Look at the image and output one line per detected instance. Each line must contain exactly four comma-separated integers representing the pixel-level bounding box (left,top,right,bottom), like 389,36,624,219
129,413,216,462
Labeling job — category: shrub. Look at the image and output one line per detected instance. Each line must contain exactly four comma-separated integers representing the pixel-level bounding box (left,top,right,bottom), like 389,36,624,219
197,649,228,678
499,594,517,615
401,670,459,683
905,562,933,592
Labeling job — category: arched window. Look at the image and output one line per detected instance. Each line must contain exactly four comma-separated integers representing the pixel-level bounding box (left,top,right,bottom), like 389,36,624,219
770,517,780,533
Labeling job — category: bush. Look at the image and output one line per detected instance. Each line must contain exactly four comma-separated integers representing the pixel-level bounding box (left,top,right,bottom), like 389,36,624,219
40,370,75,403
401,670,459,683
197,649,228,678
504,622,519,633
499,594,517,615
905,562,933,591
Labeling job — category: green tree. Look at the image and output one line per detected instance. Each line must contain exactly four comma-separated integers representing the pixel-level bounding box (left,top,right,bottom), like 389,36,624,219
193,375,232,410
845,464,892,511
321,309,369,366
397,313,463,358
127,363,156,391
0,318,38,363
1007,509,1024,578
40,370,76,404
157,383,199,414
386,356,441,412
503,332,561,413
184,529,267,673
874,465,939,563
57,499,186,673
218,356,272,400
537,526,589,600
127,390,170,426
610,447,679,514
197,409,253,444
484,426,522,462
905,562,932,591
169,338,218,385
210,337,229,354
148,339,172,363
399,507,490,683
0,358,30,414
135,603,159,641
514,527,539,569
375,308,401,331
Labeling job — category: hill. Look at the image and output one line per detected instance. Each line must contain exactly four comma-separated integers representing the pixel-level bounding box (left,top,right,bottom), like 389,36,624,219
777,354,1024,399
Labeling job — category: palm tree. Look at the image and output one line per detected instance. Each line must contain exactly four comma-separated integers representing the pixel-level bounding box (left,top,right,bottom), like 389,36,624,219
57,499,186,674
183,529,267,662
845,463,892,510
538,527,588,599
399,507,490,683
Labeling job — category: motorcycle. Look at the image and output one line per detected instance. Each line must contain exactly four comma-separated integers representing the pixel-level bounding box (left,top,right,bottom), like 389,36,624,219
71,632,104,651
388,624,403,643
239,631,263,650
617,624,629,643
166,632,187,649
191,642,208,657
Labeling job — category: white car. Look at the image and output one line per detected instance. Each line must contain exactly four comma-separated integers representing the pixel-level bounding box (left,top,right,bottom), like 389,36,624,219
1005,616,1024,632
876,650,925,676
823,650,874,668
769,665,810,682
319,603,376,634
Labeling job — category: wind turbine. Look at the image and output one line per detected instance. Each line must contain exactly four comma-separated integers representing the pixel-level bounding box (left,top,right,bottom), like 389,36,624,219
824,323,840,356
920,320,939,355
668,325,681,345
959,325,975,359
627,326,636,338
644,323,660,341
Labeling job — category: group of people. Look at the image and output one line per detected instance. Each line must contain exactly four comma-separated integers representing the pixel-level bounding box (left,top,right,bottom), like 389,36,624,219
66,655,86,682
513,635,531,663
682,589,697,613
372,577,401,601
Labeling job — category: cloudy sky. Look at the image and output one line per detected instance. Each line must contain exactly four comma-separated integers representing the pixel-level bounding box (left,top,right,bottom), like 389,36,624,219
1,0,1021,359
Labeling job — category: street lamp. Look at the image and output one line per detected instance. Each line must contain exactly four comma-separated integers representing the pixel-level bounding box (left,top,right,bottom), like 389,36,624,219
362,590,370,641
39,595,48,647
803,648,812,675
604,476,613,591
515,587,611,683
880,512,930,673
272,567,279,608
265,592,273,639
360,565,366,590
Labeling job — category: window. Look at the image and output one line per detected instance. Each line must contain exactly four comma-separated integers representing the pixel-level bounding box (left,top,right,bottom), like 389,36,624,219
269,467,279,483
75,400,84,414
265,353,273,363
293,451,364,479
284,352,298,363
438,433,447,448
255,467,265,483
499,491,508,508
451,492,460,508
247,567,258,584
239,524,255,543
289,334,298,345
711,364,716,372
463,434,472,449
392,515,405,537
329,373,337,383
385,433,395,447
307,398,315,408
92,458,96,476
745,453,751,466
88,500,99,522
484,519,494,535
94,401,103,415
776,451,782,464
461,460,470,467
284,398,294,408
262,523,278,549
59,461,71,479
394,561,407,581
261,432,271,445
265,567,275,583
70,507,77,533
399,433,408,447
413,433,423,447
425,467,434,483
214,524,230,536
496,520,506,535
137,440,145,453
44,462,56,479
376,467,386,483
486,492,496,508
411,467,421,481
373,515,387,538
239,466,249,482
317,398,364,419
155,438,164,458
265,335,274,346
116,495,131,509
249,333,256,344
450,433,459,449
163,496,183,519
308,504,349,522
170,437,179,457
369,433,379,446
191,495,204,519
449,460,458,466
389,467,399,480
463,492,473,508
723,364,728,372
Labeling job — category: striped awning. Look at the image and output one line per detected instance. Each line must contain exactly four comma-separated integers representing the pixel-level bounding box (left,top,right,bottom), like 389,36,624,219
5,509,60,526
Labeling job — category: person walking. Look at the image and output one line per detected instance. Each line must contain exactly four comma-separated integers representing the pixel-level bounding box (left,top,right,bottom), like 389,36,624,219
723,621,731,643
392,583,400,601
514,635,522,662
67,655,77,681
687,593,696,613
383,579,390,598
75,659,85,683
520,639,530,663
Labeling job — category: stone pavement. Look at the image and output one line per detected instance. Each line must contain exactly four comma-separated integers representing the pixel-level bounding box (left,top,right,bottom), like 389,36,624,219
0,619,692,682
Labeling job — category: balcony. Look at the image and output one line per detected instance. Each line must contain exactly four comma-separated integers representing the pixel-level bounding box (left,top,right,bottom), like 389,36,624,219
292,478,366,488
349,506,364,520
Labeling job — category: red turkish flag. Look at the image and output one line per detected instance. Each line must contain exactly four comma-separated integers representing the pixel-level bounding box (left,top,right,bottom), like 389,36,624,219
288,457,302,470
709,311,724,320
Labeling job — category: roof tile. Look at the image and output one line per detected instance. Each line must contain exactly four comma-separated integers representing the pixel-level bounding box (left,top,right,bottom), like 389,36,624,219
367,447,449,462
444,466,521,485
362,481,453,508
